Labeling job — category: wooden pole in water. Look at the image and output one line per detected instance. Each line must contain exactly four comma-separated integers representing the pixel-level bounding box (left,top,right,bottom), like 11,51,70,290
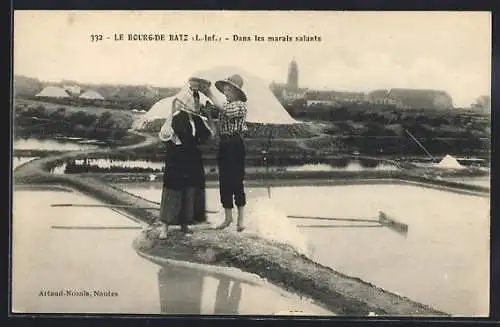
404,129,436,161
51,225,142,230
265,124,274,199
289,212,409,235
296,224,383,228
288,215,380,223
50,203,219,214
51,203,159,209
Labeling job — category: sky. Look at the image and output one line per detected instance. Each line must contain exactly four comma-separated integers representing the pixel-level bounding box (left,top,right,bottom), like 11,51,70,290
14,11,491,107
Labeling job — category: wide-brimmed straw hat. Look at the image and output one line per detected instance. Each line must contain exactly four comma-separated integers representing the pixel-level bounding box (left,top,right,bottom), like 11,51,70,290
215,74,247,102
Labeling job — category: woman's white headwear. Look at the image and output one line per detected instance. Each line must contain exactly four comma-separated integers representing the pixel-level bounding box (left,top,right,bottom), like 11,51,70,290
158,82,212,142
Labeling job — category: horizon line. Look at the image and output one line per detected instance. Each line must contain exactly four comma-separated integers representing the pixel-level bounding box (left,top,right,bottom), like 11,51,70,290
14,73,481,98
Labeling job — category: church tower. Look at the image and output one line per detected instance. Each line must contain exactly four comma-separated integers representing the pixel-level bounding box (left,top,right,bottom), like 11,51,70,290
287,58,299,91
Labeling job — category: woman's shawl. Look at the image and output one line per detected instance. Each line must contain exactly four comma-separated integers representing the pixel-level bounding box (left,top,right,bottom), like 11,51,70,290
158,85,198,142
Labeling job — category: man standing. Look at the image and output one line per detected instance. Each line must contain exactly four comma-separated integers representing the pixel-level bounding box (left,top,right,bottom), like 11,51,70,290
201,74,248,232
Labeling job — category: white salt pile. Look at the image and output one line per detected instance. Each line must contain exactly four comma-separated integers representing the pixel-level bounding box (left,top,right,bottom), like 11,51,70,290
136,65,298,129
287,163,333,172
437,154,463,169
207,196,312,257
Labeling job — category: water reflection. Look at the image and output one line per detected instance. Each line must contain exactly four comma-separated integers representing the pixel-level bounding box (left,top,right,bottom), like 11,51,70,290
158,265,242,314
13,137,103,151
158,264,206,314
55,158,400,174
157,263,332,315
214,278,242,314
18,153,488,176
13,156,38,169
287,161,398,172
60,159,164,174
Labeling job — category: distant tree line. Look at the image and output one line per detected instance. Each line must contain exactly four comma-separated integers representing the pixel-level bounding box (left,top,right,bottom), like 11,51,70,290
14,102,134,141
16,94,162,112
284,101,489,137
278,101,490,157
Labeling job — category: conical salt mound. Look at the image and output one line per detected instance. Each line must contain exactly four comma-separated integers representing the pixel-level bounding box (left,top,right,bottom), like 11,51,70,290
134,65,298,131
437,154,463,169
35,86,70,98
79,89,105,100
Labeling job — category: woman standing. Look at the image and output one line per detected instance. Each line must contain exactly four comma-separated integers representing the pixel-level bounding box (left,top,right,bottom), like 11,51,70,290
157,77,214,239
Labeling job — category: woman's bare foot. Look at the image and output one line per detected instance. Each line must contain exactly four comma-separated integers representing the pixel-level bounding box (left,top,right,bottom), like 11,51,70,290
158,223,168,239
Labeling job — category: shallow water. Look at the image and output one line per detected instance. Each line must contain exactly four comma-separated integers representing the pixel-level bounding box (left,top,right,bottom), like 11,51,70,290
56,159,400,174
12,157,38,169
13,138,101,151
156,263,332,315
119,183,490,316
286,162,398,172
11,186,333,315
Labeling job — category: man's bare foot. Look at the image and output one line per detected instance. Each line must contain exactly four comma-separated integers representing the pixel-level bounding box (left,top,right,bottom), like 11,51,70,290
236,206,245,232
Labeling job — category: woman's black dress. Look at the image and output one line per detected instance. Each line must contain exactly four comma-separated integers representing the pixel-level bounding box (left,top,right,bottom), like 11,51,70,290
161,110,211,224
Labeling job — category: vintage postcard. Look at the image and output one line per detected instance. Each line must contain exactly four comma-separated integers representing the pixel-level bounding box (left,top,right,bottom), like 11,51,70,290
11,10,491,317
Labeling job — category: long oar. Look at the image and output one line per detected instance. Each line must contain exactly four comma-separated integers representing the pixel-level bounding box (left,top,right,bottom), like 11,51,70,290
51,225,142,230
51,203,159,209
288,215,380,224
290,211,408,235
50,203,219,214
296,224,383,228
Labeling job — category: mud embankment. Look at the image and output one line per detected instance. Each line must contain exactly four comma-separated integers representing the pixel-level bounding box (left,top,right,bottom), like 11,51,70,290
133,228,449,316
